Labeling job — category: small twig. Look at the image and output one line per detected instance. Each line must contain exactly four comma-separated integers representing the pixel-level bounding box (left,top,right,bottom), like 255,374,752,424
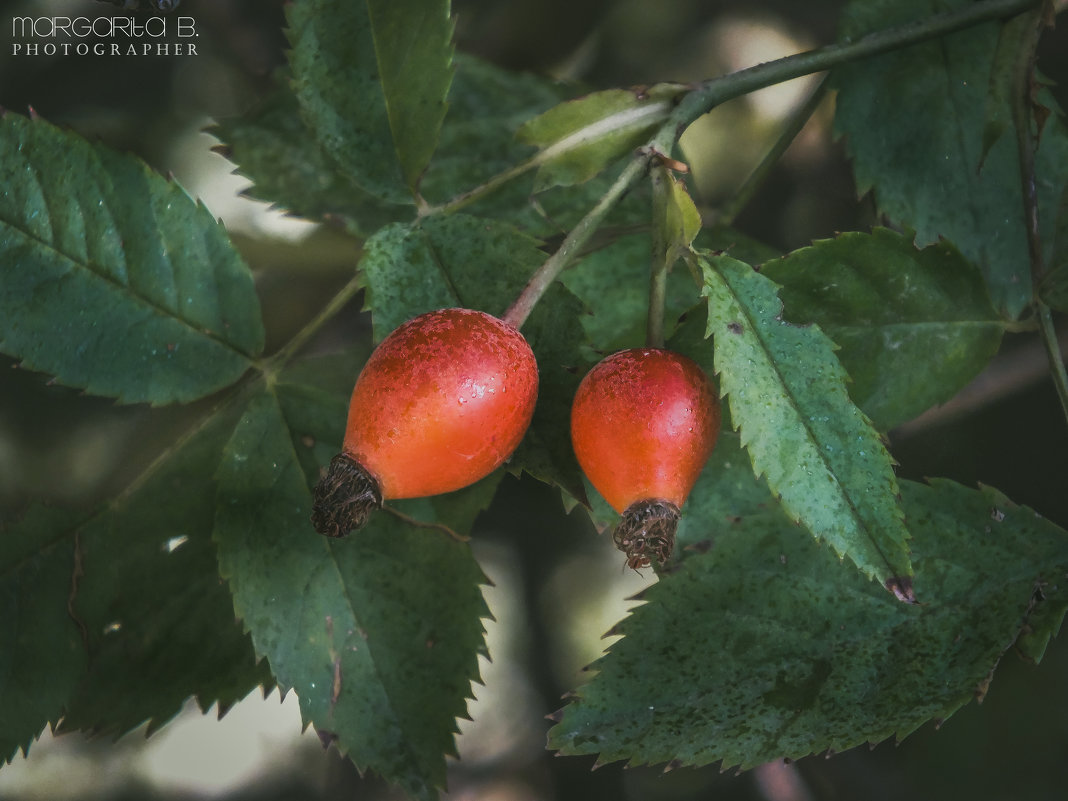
426,156,540,217
718,76,831,227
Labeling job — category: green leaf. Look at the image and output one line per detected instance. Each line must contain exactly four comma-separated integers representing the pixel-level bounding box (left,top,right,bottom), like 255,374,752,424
668,306,778,557
358,215,544,338
58,402,271,739
358,214,590,499
562,231,704,355
517,85,684,191
508,280,590,503
274,346,372,488
214,390,489,800
0,401,272,751
367,0,455,195
831,0,1068,320
561,225,779,363
650,167,701,289
979,11,1031,165
548,478,1068,770
699,252,913,594
1039,184,1068,312
210,77,410,235
0,111,264,405
761,229,1005,431
287,0,407,204
422,55,575,220
0,506,91,761
421,57,652,238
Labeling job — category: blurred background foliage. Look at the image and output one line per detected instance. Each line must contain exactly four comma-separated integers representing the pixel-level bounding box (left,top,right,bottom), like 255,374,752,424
1,0,1067,799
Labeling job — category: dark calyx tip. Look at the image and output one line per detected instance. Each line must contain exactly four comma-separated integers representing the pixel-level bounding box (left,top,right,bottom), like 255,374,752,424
311,453,382,537
614,499,681,570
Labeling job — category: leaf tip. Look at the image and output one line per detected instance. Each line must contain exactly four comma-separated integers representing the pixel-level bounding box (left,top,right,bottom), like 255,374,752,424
884,575,917,604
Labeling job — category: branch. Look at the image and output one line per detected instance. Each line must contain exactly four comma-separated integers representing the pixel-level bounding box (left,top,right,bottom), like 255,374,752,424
1009,1,1068,424
489,0,1045,328
667,0,1042,133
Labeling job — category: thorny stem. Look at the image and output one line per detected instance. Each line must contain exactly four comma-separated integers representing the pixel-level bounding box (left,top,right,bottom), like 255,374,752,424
495,0,1043,330
1010,1,1068,424
718,75,831,227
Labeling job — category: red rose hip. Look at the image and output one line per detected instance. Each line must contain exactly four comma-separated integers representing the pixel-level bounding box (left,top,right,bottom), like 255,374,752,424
570,348,720,568
312,308,539,536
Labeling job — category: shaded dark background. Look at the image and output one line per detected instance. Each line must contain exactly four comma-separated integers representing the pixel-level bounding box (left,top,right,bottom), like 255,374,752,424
2,1,1067,799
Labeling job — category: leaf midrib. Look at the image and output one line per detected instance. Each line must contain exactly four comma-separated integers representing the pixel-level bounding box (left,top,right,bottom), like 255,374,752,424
709,261,907,581
0,219,253,358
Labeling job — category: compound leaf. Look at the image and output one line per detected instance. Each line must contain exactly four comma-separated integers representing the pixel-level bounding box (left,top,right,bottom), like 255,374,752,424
57,402,271,739
831,0,1068,320
421,56,573,222
419,56,654,238
549,477,1068,771
700,252,912,595
367,0,455,196
0,402,272,753
0,111,264,405
761,228,1005,431
214,390,489,801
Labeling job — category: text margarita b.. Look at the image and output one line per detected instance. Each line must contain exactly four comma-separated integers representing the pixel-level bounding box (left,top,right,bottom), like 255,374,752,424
10,15,199,57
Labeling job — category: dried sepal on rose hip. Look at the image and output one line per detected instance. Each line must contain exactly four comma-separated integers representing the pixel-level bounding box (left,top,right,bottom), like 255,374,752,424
312,308,539,537
570,348,720,569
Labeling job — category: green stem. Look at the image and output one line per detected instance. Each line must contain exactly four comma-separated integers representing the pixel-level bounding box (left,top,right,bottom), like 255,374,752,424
426,156,540,217
718,75,830,227
667,0,1041,133
429,0,1041,221
647,165,672,349
488,0,1042,328
263,274,365,375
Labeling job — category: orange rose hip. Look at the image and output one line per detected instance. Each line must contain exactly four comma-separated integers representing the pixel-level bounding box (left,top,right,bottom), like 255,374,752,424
570,348,720,568
312,308,539,537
